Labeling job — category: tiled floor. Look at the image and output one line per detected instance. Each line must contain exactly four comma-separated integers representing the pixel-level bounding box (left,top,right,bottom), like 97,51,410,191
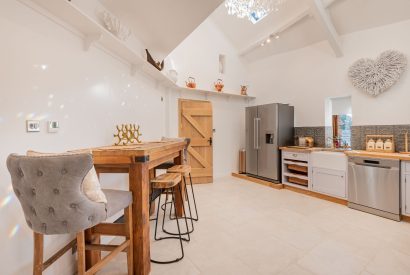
100,176,410,275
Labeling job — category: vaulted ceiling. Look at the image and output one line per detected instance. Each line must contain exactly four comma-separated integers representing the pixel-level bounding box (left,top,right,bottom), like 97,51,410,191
99,0,223,60
98,0,410,63
210,0,410,62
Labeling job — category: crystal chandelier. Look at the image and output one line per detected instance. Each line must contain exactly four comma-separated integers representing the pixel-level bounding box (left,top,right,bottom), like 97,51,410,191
225,0,286,22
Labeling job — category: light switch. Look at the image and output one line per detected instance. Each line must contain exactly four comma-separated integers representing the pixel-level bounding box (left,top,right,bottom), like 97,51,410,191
26,120,40,132
48,121,59,133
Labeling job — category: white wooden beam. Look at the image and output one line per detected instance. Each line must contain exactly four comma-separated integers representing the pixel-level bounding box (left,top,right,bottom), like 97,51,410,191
239,8,311,56
322,0,339,8
83,33,101,51
239,0,341,57
310,0,343,57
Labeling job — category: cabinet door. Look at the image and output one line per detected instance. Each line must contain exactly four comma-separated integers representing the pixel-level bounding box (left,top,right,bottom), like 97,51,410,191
312,167,346,198
405,174,410,215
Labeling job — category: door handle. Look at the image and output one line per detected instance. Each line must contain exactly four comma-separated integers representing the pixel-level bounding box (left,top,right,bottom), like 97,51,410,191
254,118,257,149
256,118,261,149
208,137,213,146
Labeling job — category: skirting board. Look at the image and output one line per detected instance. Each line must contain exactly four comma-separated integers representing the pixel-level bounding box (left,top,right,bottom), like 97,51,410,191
232,172,410,222
283,185,347,206
231,173,284,190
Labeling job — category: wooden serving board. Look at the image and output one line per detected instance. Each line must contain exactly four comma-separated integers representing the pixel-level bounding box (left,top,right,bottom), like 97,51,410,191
288,177,308,186
287,164,308,173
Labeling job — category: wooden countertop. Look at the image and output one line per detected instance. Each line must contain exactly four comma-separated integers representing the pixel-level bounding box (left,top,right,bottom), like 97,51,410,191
280,146,410,160
279,146,350,153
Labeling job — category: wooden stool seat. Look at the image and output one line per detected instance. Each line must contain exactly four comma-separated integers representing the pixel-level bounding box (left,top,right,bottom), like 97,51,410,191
151,173,181,189
167,165,191,175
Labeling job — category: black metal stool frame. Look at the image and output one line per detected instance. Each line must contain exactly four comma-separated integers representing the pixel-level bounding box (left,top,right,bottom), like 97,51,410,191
169,172,199,222
150,184,190,264
162,175,194,235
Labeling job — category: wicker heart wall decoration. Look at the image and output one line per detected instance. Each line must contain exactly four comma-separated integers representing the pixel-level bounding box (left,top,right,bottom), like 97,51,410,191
348,50,407,96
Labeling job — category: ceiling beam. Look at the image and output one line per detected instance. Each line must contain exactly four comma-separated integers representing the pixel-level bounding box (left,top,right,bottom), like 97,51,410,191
239,0,342,57
239,7,311,56
309,0,343,57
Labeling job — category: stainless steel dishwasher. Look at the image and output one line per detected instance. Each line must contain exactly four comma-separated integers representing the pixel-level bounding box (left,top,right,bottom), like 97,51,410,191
348,156,400,221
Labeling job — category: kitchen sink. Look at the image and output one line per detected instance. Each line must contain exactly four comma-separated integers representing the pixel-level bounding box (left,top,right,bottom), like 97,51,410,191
310,150,347,170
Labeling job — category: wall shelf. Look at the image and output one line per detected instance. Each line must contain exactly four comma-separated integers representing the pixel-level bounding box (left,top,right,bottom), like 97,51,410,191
178,87,256,100
21,0,256,100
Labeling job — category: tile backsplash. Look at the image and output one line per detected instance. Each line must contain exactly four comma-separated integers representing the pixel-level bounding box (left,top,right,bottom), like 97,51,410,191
296,124,410,152
295,127,329,147
351,124,410,152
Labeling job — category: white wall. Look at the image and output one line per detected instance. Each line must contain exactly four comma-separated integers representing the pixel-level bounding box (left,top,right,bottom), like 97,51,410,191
249,19,410,127
166,19,251,177
331,96,352,116
0,1,164,274
166,19,250,93
0,1,248,274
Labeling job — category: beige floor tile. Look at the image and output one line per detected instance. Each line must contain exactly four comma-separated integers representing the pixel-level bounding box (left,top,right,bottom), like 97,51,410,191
297,239,369,275
278,264,315,275
364,248,410,275
99,176,410,275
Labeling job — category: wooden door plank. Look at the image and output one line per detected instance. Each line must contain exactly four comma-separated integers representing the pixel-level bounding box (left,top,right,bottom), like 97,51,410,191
188,147,211,168
184,108,212,116
182,113,207,138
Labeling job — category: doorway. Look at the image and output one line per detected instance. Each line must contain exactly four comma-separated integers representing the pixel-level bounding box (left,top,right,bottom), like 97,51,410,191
178,99,213,184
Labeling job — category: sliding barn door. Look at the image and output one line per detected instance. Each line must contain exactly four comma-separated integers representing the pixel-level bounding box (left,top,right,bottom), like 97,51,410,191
179,99,213,184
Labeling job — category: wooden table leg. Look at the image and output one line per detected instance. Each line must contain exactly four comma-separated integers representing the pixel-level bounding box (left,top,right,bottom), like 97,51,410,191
149,168,156,216
174,150,186,217
129,162,150,275
85,171,101,272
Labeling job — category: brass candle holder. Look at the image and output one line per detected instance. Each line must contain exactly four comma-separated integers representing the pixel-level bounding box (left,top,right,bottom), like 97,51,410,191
113,124,142,145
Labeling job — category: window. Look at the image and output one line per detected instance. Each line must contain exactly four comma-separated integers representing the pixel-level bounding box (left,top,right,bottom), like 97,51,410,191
325,96,352,148
250,11,271,24
332,114,352,148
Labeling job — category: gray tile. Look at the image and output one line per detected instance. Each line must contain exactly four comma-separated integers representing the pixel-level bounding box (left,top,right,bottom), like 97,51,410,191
376,125,394,135
394,125,410,152
351,126,362,150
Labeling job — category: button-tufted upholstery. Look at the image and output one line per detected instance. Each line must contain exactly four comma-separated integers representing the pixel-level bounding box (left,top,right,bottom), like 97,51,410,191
6,153,131,235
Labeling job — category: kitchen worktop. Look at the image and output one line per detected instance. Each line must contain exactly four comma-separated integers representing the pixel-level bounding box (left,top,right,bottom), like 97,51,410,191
279,146,350,153
280,146,410,160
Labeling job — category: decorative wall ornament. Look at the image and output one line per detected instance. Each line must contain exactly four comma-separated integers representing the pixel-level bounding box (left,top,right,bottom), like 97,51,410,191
145,49,164,71
100,11,131,41
348,50,407,96
113,124,142,145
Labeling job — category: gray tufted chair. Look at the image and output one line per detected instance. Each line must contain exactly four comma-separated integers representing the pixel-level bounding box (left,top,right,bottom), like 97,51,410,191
7,153,134,275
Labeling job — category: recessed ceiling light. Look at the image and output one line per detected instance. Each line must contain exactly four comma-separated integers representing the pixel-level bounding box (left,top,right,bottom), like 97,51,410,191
261,42,265,47
266,38,271,43
275,35,280,39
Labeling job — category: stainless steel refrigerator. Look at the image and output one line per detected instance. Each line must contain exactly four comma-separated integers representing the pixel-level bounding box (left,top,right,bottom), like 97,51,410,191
246,103,294,181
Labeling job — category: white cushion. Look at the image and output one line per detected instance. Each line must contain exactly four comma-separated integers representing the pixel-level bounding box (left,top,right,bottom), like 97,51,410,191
26,150,108,203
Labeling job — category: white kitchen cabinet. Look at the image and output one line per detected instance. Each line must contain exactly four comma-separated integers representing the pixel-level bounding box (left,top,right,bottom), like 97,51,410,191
401,162,410,216
312,167,346,198
282,151,310,190
310,151,347,199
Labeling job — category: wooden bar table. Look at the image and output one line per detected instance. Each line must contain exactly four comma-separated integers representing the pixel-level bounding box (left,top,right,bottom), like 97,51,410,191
91,140,187,275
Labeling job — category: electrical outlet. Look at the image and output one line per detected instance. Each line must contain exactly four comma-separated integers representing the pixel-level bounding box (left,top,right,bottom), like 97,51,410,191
26,120,40,132
48,121,59,133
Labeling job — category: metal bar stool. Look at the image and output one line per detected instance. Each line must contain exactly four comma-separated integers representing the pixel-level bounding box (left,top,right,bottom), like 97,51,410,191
150,173,190,264
168,165,199,222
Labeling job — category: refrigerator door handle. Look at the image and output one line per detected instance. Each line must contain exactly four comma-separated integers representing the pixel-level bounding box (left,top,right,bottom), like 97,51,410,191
253,118,257,149
256,118,261,149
